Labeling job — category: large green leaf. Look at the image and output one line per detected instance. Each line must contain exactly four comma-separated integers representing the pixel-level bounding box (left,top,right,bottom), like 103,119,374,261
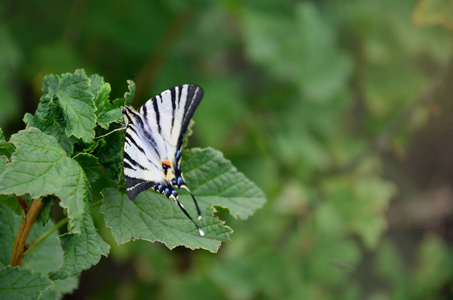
124,78,135,106
49,210,110,280
101,188,231,252
0,266,52,300
27,94,73,155
182,148,266,219
73,153,101,183
0,203,77,296
101,148,266,252
0,128,91,234
91,74,123,129
0,203,63,270
27,69,95,154
0,154,20,216
0,130,15,158
98,126,124,183
0,156,6,175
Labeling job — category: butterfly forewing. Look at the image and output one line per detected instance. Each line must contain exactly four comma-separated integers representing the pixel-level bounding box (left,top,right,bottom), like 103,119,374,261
139,84,203,152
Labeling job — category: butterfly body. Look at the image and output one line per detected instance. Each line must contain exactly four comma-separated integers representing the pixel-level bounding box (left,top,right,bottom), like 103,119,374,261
122,84,204,235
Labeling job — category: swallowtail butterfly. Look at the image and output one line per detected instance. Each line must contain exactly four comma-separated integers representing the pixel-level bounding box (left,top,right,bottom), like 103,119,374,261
122,84,204,236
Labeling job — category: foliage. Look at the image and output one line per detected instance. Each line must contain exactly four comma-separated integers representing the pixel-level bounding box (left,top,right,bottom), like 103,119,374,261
0,70,265,299
1,0,453,299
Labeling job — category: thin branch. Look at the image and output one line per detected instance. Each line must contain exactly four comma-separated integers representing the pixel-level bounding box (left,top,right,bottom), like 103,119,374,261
10,198,43,266
19,198,104,259
22,217,69,257
94,126,126,139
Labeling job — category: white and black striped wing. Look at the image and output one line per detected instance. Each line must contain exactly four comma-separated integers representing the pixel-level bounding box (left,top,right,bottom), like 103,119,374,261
138,84,203,152
122,84,204,201
122,106,169,201
122,84,205,235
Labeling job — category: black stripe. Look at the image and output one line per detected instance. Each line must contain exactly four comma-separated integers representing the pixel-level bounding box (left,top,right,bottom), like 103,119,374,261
177,85,182,109
142,103,147,117
176,85,203,150
123,160,135,170
129,118,159,156
152,97,161,134
125,128,146,155
184,85,195,120
123,151,147,170
142,130,159,156
170,87,176,134
124,176,156,201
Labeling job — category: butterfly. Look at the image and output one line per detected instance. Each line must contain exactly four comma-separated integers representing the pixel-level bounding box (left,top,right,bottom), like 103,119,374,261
121,84,205,236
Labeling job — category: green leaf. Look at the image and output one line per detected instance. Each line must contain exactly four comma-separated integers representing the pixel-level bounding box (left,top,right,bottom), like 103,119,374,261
0,203,80,294
100,148,265,252
36,195,55,226
73,153,101,182
28,69,95,152
98,126,124,182
0,128,15,158
28,94,73,155
0,194,21,217
91,75,123,129
0,202,64,271
0,156,7,174
49,211,110,280
0,128,91,234
101,188,232,253
0,204,19,267
111,98,125,107
0,156,19,215
182,148,266,219
52,275,79,294
0,266,53,300
88,74,104,96
0,141,15,158
124,78,135,106
22,113,33,125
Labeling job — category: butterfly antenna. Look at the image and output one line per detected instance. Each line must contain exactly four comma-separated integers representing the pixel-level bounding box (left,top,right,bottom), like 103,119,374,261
172,196,205,236
182,186,202,220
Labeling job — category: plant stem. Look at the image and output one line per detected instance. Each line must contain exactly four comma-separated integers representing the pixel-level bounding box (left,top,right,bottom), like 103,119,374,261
10,198,43,266
22,217,69,257
91,199,103,208
18,199,104,260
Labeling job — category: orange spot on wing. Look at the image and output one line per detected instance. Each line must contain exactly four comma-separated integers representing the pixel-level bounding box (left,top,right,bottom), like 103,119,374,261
161,160,172,177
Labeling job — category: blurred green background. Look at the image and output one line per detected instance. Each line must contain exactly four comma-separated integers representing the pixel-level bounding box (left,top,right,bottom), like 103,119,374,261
2,0,453,299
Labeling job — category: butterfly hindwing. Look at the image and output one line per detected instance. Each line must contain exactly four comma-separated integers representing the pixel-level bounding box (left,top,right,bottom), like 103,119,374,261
123,110,167,200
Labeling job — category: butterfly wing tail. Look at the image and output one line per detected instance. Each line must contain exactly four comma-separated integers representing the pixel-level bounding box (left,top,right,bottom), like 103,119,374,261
181,185,202,220
171,194,204,236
